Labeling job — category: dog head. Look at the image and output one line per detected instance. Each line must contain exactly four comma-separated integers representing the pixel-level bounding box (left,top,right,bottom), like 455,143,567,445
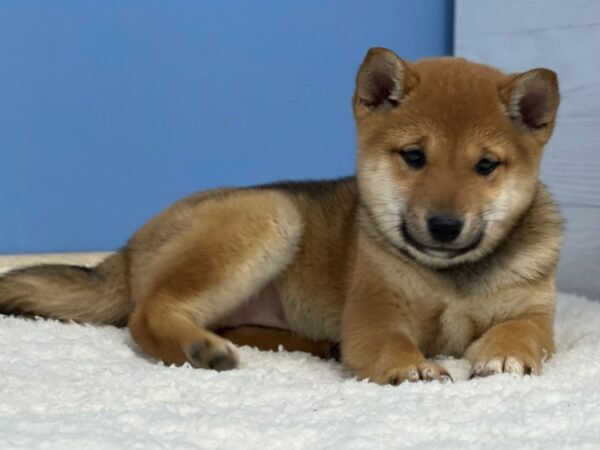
354,48,560,268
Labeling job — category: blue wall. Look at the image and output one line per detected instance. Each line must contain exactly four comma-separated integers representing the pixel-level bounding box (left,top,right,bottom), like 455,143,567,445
0,1,453,253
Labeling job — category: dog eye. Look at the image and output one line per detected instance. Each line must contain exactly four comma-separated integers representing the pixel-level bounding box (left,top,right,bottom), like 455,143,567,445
475,158,499,176
398,148,426,169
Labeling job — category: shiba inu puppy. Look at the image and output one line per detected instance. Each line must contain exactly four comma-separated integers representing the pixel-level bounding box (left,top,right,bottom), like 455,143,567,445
0,48,562,384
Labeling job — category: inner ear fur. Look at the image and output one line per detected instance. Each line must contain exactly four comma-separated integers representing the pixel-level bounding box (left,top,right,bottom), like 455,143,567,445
499,68,560,133
354,47,419,115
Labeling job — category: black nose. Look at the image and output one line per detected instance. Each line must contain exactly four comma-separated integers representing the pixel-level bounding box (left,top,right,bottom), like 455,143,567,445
427,215,464,243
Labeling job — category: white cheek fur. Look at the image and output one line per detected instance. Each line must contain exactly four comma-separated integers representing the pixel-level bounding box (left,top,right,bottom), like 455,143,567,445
360,157,406,244
485,177,527,232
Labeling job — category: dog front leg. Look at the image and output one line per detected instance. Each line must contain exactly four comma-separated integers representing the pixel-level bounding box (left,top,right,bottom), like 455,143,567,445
341,285,450,385
465,314,555,377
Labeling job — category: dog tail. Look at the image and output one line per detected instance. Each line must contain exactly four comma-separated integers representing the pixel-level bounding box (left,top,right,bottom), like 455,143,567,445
0,251,132,326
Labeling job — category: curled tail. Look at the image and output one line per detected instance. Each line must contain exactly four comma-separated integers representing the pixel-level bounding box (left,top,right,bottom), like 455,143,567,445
0,251,132,326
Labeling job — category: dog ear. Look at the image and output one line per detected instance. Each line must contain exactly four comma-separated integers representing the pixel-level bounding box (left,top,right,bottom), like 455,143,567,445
499,68,560,137
354,48,419,115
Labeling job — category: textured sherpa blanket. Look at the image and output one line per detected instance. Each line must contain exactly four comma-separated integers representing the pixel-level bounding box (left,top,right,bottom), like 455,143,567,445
1,254,599,449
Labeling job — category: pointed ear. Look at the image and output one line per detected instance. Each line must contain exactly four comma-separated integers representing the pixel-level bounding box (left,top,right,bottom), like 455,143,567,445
499,68,560,136
354,47,419,115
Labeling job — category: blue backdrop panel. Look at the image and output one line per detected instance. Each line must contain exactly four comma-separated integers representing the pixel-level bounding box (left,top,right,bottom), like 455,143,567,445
0,1,453,253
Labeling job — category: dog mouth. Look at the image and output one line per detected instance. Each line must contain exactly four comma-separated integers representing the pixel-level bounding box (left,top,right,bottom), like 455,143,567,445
400,223,483,259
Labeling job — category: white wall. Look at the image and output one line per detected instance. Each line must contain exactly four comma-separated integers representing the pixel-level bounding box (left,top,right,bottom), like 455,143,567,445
456,0,600,299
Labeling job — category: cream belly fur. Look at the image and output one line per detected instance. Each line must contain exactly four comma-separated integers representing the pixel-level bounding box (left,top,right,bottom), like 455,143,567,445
212,281,343,341
212,285,288,330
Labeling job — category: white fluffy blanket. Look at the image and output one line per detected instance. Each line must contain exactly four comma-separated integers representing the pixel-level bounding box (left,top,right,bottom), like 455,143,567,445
1,256,599,449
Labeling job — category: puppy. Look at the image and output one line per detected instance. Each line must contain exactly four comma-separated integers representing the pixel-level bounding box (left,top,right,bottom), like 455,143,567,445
0,48,562,383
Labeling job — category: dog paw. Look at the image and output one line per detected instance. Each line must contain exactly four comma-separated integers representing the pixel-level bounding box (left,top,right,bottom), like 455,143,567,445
471,355,537,378
370,361,453,385
186,338,239,371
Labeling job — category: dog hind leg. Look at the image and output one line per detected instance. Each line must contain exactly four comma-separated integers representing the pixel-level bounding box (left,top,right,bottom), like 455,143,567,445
128,190,303,370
